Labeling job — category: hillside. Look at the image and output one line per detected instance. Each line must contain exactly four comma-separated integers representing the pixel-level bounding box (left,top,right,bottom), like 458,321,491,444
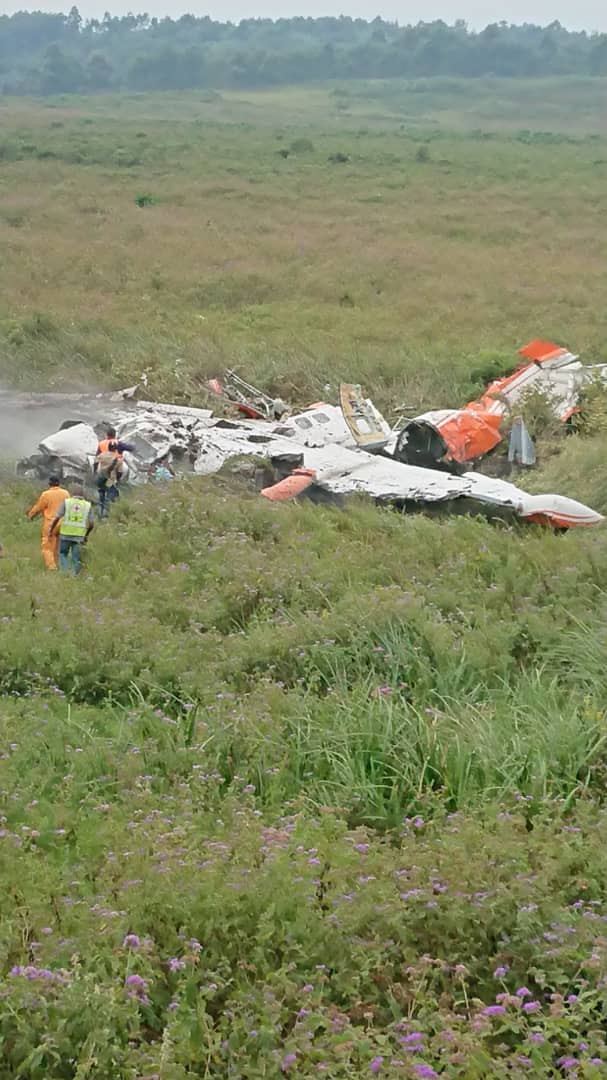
1,81,607,1077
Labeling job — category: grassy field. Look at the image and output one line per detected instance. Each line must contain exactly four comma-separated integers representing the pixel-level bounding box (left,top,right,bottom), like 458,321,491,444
2,80,607,1077
1,79,606,409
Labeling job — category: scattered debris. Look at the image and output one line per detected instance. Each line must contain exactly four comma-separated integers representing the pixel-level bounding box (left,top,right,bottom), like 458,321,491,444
340,384,392,450
11,342,606,530
508,417,536,467
207,371,287,420
396,340,607,469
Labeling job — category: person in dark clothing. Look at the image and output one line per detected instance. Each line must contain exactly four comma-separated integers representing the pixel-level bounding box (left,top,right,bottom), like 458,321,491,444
94,430,135,518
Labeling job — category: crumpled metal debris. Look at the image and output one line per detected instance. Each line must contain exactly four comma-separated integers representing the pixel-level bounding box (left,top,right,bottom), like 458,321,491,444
11,345,605,530
208,371,287,420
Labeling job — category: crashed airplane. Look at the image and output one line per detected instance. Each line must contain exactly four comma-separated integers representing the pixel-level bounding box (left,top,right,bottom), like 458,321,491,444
11,339,605,530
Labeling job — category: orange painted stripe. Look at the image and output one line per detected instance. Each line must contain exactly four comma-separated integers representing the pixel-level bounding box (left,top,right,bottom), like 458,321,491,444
261,468,317,502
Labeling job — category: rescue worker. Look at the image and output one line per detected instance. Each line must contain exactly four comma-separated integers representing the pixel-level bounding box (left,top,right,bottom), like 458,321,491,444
95,449,121,519
48,485,94,575
26,475,70,570
95,428,134,479
94,428,135,517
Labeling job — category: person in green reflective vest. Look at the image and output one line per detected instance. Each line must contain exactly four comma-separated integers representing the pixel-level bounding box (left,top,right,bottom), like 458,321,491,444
48,486,94,575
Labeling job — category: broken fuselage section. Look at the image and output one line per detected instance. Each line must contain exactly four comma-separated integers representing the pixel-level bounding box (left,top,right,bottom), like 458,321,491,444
394,339,607,470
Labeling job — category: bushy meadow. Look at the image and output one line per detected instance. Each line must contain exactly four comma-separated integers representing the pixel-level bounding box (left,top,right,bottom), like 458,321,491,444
1,81,607,1076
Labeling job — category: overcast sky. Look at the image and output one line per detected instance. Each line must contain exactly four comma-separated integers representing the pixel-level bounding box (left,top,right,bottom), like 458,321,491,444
1,0,605,32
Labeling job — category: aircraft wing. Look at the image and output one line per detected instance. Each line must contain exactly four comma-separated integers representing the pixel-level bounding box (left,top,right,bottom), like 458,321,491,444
262,444,603,528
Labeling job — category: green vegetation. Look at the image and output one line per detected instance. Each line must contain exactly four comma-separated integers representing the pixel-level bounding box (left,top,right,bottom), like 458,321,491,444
1,11,607,96
1,81,607,1076
0,83,605,405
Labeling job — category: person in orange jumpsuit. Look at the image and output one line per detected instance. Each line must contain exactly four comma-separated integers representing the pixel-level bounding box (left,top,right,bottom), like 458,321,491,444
26,475,70,570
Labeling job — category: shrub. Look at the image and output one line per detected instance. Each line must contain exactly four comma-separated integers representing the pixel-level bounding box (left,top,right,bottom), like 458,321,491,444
289,137,314,153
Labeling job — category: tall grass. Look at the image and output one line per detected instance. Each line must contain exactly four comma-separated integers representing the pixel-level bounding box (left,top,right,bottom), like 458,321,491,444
0,84,605,408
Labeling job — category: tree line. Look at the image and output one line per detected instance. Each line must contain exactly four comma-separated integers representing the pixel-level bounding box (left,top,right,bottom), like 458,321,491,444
1,8,606,95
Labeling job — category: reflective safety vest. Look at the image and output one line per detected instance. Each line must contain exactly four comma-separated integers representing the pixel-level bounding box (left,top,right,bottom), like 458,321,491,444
59,497,91,539
98,438,122,461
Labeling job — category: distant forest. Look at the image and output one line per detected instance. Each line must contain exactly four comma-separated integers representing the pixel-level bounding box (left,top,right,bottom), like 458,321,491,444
1,9,607,95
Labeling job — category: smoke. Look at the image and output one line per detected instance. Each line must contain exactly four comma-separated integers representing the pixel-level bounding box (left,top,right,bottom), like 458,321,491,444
0,389,109,461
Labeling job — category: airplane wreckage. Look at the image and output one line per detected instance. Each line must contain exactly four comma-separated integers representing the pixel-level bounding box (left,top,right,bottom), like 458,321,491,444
12,340,606,530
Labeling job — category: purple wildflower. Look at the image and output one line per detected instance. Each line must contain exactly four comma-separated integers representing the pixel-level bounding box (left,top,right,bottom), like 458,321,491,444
168,958,186,972
414,1066,439,1080
370,1058,384,1074
523,1001,541,1013
125,974,146,988
482,1005,506,1016
10,965,61,983
281,1053,297,1072
516,986,531,998
123,933,140,949
302,983,314,993
529,1032,545,1044
558,1058,579,1071
402,1032,424,1045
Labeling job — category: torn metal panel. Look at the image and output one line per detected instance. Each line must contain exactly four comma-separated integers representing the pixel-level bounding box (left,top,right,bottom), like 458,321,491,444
16,422,99,485
193,429,299,475
339,384,392,450
277,405,355,448
508,418,536,466
128,401,215,424
39,423,99,470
